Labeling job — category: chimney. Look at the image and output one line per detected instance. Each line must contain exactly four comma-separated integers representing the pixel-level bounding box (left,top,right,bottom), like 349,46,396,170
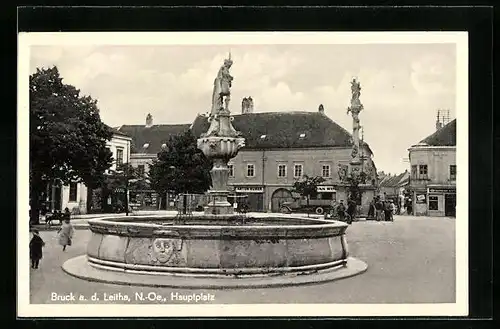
242,96,254,114
318,104,325,114
145,113,153,128
435,110,442,131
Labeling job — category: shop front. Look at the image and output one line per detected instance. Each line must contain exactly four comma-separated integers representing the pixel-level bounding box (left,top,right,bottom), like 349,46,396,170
129,189,159,211
427,186,456,217
234,186,264,212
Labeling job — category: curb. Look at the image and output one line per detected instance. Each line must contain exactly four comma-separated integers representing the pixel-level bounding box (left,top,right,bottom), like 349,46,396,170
62,255,368,289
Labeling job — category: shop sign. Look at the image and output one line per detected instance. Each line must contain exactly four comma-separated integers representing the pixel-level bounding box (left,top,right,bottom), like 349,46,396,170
235,187,263,193
428,188,456,194
416,194,426,203
317,186,336,192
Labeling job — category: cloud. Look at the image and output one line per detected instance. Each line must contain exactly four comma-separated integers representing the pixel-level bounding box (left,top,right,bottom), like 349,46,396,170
28,43,456,175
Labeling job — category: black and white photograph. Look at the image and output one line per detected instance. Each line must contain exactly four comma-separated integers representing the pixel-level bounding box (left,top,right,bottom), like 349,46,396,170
18,31,468,317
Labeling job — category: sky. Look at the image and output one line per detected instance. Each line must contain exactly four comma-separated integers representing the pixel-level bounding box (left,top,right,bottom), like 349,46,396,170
30,43,457,175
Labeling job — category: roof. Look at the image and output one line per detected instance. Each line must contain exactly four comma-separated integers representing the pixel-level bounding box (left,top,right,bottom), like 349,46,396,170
117,124,191,154
105,125,131,138
419,119,456,146
190,111,373,153
379,171,410,187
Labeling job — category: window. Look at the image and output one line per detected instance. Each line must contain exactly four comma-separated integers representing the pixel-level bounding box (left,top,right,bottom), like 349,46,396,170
116,147,124,166
293,164,303,178
450,165,456,180
411,165,418,179
228,164,234,177
246,164,255,177
69,182,78,202
419,164,428,179
137,165,145,176
429,195,439,210
278,164,287,178
322,165,331,178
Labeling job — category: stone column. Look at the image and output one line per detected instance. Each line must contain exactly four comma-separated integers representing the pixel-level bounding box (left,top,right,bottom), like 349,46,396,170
205,158,233,215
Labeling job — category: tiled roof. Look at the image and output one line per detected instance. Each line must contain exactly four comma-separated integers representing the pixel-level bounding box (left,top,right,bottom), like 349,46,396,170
420,119,456,146
191,111,373,153
380,171,409,187
105,125,131,138
117,124,191,154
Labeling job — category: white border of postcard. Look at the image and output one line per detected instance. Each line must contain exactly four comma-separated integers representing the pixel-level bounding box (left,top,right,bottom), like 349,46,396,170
17,31,469,317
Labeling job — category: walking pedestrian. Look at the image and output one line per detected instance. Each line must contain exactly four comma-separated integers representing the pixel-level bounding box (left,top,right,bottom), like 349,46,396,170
29,229,45,269
57,218,74,251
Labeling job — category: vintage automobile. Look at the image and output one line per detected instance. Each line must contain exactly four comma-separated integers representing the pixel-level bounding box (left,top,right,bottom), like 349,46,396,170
279,197,334,215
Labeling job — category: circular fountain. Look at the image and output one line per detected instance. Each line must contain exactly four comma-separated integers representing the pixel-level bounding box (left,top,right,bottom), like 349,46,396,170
62,54,367,288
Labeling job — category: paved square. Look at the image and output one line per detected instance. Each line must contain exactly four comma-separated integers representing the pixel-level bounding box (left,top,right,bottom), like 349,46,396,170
29,216,455,304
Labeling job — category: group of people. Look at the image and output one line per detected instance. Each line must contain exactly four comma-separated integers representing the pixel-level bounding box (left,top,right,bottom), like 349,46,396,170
326,199,357,224
29,207,75,269
367,197,395,222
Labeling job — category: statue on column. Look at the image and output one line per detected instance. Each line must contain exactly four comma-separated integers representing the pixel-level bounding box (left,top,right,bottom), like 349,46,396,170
211,53,233,115
347,77,364,160
202,53,241,138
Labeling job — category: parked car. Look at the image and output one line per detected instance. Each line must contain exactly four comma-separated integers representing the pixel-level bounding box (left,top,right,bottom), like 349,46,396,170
280,197,333,215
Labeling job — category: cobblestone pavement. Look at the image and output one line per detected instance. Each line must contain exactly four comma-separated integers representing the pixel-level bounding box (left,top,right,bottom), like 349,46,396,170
28,216,456,304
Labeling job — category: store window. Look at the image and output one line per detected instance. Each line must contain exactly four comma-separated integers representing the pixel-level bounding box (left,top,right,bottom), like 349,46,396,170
429,195,439,210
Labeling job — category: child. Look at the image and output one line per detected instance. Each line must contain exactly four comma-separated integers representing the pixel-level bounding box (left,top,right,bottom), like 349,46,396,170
29,229,45,269
57,218,74,251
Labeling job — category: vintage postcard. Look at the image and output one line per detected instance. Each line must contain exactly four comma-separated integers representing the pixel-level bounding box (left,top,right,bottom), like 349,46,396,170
18,31,468,317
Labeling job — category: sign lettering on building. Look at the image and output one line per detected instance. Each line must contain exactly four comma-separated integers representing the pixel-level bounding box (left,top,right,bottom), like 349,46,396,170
416,194,426,203
428,188,456,194
316,186,336,192
235,187,264,193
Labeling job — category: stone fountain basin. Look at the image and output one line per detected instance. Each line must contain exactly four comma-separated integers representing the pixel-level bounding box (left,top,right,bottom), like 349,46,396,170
86,215,349,277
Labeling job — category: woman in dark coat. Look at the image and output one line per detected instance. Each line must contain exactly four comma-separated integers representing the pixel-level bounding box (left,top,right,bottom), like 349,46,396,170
29,229,45,269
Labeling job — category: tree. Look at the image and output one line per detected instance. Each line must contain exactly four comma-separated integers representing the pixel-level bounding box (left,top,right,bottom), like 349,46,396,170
103,163,140,216
291,175,326,216
30,66,113,224
345,171,368,206
149,130,212,197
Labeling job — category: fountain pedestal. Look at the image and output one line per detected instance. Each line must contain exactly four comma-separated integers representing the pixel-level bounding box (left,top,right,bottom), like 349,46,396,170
197,111,245,216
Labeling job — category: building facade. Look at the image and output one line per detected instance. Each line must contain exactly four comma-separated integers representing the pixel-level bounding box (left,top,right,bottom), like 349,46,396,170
191,107,378,213
118,114,191,210
408,119,456,217
56,128,132,214
118,105,378,214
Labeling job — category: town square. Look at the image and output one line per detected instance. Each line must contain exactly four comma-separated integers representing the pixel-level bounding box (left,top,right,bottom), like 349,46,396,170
19,32,466,317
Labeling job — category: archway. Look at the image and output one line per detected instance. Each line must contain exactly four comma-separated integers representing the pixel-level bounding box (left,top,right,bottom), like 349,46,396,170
271,188,294,213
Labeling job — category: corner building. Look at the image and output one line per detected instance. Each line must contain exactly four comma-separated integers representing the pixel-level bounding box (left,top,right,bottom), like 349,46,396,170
408,119,456,217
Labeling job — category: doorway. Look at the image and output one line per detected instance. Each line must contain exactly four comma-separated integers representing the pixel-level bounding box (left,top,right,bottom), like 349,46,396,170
445,193,456,217
271,188,294,212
